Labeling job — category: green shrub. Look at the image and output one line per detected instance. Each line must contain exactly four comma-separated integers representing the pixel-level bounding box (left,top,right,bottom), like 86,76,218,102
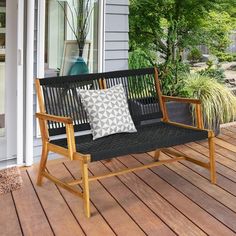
129,48,157,69
187,48,202,63
216,52,234,62
232,53,236,61
182,73,236,129
158,62,190,96
198,67,225,83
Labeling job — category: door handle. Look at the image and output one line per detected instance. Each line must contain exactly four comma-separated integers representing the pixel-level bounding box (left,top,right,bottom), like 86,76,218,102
18,49,22,66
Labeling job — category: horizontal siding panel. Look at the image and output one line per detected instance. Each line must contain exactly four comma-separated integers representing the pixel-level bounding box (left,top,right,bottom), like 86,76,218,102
106,5,129,14
105,50,128,60
105,59,129,72
105,41,129,50
105,14,129,32
106,0,129,5
105,32,129,41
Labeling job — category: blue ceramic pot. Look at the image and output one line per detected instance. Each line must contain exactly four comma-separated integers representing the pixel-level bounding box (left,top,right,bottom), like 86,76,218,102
69,57,89,75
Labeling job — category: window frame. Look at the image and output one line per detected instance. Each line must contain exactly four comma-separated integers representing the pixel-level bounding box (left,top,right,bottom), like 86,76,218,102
36,0,105,137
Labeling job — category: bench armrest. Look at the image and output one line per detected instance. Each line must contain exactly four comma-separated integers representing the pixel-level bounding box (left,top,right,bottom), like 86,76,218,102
36,113,73,124
36,112,76,160
161,96,204,129
162,95,201,104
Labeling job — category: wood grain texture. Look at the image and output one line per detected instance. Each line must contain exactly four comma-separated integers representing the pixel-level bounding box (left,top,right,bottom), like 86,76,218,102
2,125,236,235
27,166,85,236
64,161,146,235
89,160,176,236
133,152,236,234
0,193,22,236
103,158,206,236
12,171,53,236
162,95,201,104
46,160,115,236
117,154,235,236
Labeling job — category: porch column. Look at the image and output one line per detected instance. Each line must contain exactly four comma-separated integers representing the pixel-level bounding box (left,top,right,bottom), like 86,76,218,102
25,0,35,166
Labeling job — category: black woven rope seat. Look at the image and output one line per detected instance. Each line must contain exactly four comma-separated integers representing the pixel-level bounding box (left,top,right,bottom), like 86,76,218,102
51,122,208,162
35,67,216,218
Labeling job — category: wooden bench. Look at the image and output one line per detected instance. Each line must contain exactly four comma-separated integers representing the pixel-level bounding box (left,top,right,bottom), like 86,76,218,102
35,67,216,218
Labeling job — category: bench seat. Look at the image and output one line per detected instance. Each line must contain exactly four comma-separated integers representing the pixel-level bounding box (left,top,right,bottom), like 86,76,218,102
51,122,208,162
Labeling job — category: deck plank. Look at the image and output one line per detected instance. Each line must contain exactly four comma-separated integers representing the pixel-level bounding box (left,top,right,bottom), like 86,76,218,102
101,158,207,236
133,153,236,233
198,140,236,164
46,160,116,236
215,138,236,154
3,125,236,235
27,166,85,236
64,161,146,236
157,152,236,213
0,193,22,236
173,144,236,195
188,141,236,178
114,155,236,236
88,160,176,236
12,171,54,236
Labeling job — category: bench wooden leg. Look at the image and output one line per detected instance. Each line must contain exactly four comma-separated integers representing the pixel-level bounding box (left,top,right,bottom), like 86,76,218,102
37,142,49,186
80,161,90,218
153,150,160,161
208,136,216,184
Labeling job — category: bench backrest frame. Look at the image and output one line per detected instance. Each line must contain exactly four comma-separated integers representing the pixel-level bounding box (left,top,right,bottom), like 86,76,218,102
36,67,166,137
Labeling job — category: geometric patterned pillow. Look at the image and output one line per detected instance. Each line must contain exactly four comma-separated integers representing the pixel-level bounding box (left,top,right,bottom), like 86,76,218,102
78,84,137,140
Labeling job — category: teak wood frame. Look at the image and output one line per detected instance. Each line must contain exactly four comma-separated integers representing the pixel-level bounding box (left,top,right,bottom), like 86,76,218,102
35,68,216,218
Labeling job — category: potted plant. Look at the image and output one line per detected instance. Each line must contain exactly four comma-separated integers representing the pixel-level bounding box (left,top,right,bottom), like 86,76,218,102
181,73,236,134
57,0,93,75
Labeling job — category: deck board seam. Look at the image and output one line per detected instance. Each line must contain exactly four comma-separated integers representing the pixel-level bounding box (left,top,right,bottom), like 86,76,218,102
11,192,24,236
189,141,236,167
114,157,208,236
172,146,236,195
159,152,236,215
26,170,56,236
99,160,178,235
63,162,118,236
132,154,236,234
46,167,87,236
183,145,236,183
87,165,148,236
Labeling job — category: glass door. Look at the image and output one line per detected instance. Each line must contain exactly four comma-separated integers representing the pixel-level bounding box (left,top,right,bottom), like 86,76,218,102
0,0,20,165
0,0,6,161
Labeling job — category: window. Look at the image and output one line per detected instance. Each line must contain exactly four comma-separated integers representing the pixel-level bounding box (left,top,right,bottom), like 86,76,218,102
44,0,99,77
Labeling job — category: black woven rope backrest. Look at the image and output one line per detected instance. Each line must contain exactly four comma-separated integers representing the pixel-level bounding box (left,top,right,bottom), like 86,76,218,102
39,68,163,136
103,68,162,125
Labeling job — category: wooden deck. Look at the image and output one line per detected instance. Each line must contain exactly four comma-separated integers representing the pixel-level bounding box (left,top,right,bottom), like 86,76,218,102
1,126,236,236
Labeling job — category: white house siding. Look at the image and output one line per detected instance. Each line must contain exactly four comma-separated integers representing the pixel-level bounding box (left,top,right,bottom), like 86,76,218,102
33,0,130,159
104,0,129,71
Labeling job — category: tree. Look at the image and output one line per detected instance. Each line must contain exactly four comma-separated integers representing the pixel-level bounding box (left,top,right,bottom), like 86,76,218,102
203,11,236,54
129,0,235,64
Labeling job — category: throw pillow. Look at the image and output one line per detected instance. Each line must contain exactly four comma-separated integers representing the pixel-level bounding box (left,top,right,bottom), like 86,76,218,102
79,84,137,140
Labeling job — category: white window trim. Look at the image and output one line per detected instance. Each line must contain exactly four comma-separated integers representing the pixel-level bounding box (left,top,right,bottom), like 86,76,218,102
17,0,24,165
36,0,105,138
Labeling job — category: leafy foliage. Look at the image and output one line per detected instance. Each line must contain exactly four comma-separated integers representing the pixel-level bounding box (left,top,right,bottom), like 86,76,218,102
216,52,236,62
198,67,225,83
158,62,190,96
202,11,236,55
129,48,157,69
130,0,236,63
187,48,202,63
